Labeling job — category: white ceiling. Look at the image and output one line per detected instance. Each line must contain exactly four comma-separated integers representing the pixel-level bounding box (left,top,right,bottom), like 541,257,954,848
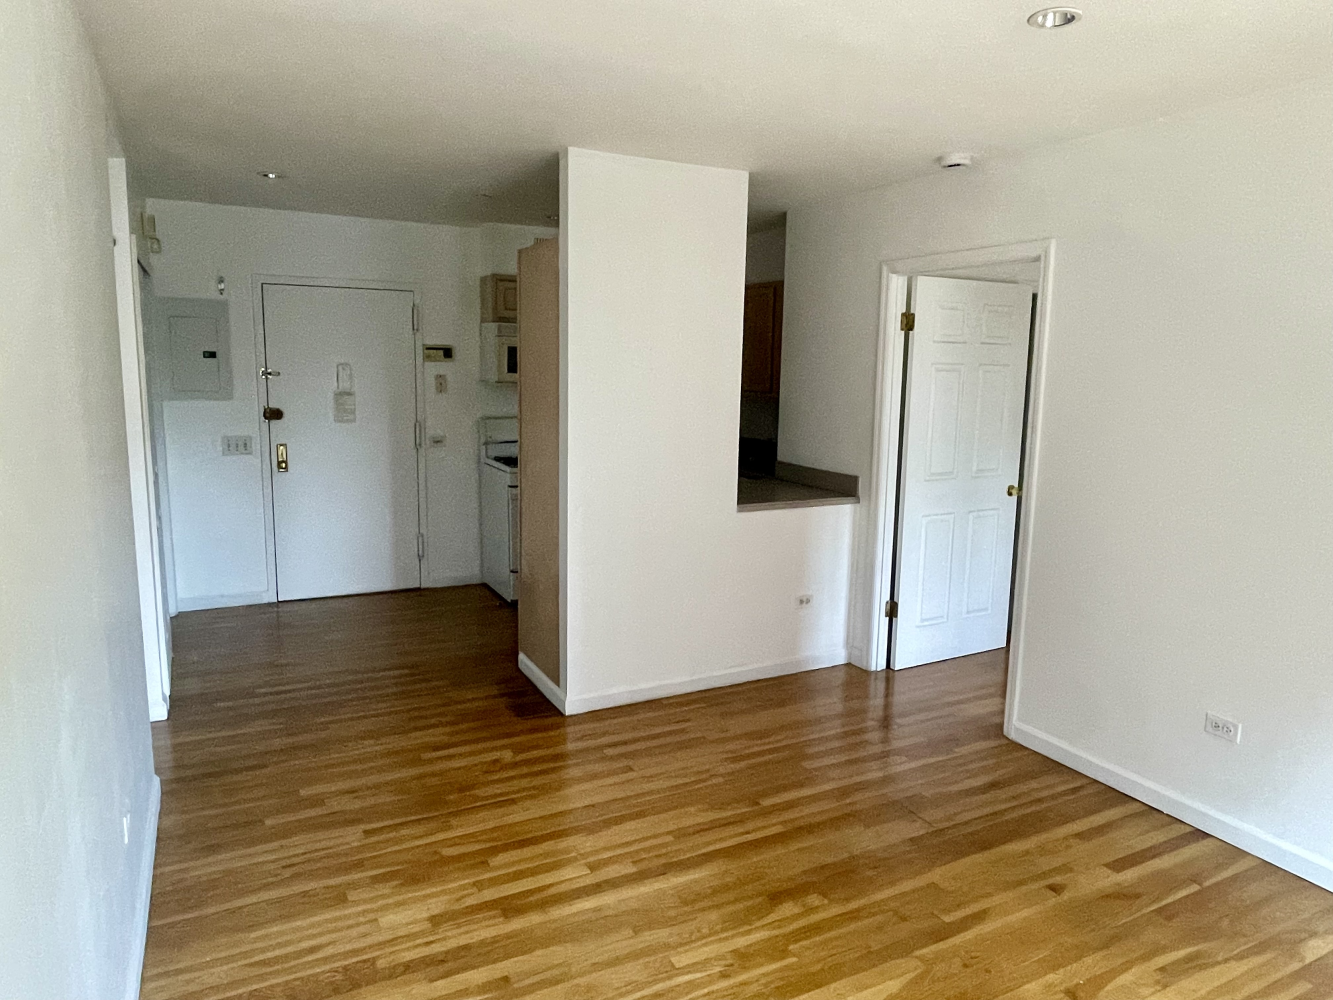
78,0,1332,227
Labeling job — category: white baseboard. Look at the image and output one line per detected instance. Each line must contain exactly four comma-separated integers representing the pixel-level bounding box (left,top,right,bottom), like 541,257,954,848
564,649,848,716
177,579,486,611
847,644,878,671
175,590,272,612
426,574,483,589
1010,721,1333,893
123,774,161,1000
517,652,566,713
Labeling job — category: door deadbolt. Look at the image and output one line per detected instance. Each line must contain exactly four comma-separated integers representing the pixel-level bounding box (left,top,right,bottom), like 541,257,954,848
263,406,283,421
276,443,288,472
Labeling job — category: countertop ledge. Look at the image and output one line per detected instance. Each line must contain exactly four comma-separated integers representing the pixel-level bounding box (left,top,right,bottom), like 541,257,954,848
737,463,860,512
737,494,860,512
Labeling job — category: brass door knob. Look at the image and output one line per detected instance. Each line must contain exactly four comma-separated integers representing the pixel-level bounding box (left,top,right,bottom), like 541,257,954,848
1007,484,1022,497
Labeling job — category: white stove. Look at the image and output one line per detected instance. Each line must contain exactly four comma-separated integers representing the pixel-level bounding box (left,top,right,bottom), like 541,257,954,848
479,417,518,602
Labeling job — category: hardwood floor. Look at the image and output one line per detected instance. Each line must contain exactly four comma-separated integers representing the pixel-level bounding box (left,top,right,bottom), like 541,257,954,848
143,587,1333,999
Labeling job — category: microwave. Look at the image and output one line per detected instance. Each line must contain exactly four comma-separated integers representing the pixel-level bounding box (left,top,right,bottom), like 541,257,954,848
480,323,517,383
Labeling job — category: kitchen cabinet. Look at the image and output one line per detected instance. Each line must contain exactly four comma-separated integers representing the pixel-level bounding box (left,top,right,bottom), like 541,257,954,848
741,281,783,396
480,273,519,323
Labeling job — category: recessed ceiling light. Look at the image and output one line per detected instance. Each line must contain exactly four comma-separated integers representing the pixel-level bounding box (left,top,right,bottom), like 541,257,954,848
1027,7,1082,28
938,153,973,169
257,171,283,180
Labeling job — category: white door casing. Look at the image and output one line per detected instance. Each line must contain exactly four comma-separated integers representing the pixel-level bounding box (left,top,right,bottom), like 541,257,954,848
891,276,1033,669
108,157,172,720
261,284,421,601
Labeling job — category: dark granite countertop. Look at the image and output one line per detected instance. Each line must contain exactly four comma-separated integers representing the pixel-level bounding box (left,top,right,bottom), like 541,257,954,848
737,462,859,512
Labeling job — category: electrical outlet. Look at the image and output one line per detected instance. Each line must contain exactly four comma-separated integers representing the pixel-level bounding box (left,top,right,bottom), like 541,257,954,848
434,373,447,394
1205,712,1242,744
222,434,253,456
796,594,813,610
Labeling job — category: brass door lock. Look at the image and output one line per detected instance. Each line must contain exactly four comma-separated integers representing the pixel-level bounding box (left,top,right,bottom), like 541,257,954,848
1007,484,1022,497
275,443,288,472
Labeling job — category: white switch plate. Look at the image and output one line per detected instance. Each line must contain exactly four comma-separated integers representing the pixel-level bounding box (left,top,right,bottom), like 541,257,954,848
222,434,253,455
1205,712,1242,744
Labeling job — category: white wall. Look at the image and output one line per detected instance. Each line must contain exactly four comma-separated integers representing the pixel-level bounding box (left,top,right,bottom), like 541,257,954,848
561,149,853,712
143,199,552,606
0,1,160,996
780,79,1333,889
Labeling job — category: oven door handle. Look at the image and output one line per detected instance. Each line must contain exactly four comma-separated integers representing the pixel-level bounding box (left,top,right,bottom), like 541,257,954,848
507,486,520,574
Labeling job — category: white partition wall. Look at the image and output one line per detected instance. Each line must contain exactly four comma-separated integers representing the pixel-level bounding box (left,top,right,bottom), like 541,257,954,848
558,149,853,712
778,79,1333,890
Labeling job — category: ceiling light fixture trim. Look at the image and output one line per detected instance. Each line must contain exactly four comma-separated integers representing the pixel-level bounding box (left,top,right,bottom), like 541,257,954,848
1027,7,1082,28
257,171,284,180
937,153,974,169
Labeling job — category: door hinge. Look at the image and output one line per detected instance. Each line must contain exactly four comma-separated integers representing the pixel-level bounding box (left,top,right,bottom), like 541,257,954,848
900,311,915,332
411,302,420,332
417,533,425,561
885,599,898,618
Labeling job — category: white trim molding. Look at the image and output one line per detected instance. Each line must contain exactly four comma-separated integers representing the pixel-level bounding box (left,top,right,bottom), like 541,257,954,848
1012,723,1333,893
174,591,273,613
563,649,848,716
854,239,1056,706
517,652,566,713
426,574,483,590
123,775,162,1000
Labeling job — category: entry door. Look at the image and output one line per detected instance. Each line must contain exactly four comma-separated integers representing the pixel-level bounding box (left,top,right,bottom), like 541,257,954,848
891,276,1033,669
261,284,421,601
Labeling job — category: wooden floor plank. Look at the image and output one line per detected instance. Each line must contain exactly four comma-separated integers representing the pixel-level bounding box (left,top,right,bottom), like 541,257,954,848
141,586,1333,999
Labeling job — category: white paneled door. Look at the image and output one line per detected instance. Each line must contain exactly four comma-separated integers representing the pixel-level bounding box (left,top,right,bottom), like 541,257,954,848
891,276,1033,669
261,284,421,601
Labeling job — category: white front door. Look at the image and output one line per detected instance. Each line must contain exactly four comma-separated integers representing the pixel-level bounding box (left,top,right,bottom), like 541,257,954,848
261,284,421,601
891,276,1033,669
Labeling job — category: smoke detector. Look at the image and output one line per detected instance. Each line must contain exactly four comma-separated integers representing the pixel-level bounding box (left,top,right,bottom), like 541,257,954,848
937,153,974,170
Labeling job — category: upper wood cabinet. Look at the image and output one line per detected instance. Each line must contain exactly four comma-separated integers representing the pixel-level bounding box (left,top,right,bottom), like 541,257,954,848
741,281,783,396
481,273,519,323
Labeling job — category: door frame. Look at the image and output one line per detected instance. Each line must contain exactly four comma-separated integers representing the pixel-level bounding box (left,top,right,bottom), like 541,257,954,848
856,240,1055,736
109,157,172,721
250,275,426,603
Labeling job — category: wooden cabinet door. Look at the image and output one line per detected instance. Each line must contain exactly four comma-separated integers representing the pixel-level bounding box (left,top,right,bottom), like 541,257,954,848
496,276,518,320
741,281,783,395
481,274,519,323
